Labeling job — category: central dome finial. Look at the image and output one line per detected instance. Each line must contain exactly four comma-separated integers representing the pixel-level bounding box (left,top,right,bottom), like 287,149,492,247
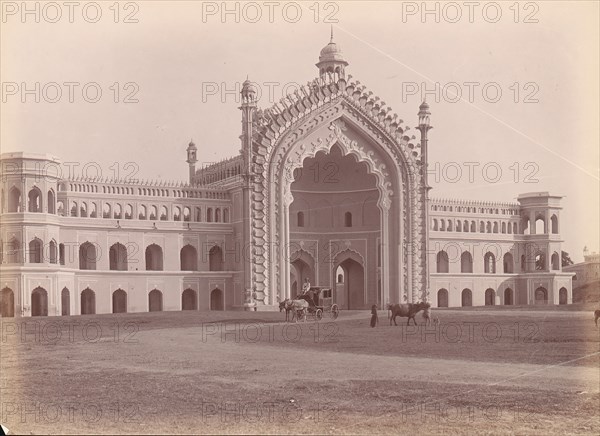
316,27,348,79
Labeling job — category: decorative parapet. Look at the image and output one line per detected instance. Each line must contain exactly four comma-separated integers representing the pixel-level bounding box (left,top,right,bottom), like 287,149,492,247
430,197,520,215
61,177,230,199
194,155,244,185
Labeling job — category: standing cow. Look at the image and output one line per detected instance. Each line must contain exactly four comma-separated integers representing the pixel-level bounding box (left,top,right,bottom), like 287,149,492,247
387,302,431,326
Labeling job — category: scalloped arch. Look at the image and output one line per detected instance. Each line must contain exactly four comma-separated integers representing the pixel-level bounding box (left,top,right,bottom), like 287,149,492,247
331,248,366,268
280,118,393,211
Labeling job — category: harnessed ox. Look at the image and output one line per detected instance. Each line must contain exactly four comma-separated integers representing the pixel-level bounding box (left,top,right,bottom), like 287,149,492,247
279,299,293,322
288,299,310,322
280,299,309,322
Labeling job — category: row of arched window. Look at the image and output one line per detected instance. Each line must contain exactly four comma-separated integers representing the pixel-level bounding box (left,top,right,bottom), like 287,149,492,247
0,239,226,272
436,286,568,307
60,201,230,223
432,219,519,234
431,204,519,215
0,186,230,216
522,215,559,235
1,187,55,214
432,215,560,235
64,183,228,199
2,188,229,223
435,250,561,273
0,286,224,317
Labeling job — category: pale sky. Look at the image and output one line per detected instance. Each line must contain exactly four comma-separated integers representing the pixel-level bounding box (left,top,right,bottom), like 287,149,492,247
1,1,598,261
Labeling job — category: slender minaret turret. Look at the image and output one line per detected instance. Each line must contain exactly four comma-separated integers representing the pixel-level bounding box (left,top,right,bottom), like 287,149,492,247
186,139,198,184
316,27,349,79
417,100,432,190
240,78,257,167
417,100,433,302
239,78,258,309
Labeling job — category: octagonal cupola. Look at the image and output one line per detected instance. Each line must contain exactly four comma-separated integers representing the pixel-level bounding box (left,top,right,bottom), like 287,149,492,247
316,28,348,79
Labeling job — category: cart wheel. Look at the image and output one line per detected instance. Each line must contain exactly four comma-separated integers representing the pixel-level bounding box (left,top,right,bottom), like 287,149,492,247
331,304,339,320
316,309,323,321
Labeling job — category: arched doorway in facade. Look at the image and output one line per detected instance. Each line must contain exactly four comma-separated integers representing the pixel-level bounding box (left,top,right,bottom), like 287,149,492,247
149,289,163,312
485,288,495,306
8,187,21,212
210,288,224,310
31,287,48,316
332,250,365,310
112,289,127,313
109,243,128,271
29,238,43,263
504,288,513,306
145,245,163,271
437,288,448,308
28,187,42,212
182,288,197,310
461,288,472,307
79,242,97,270
559,287,568,305
289,249,315,299
0,287,15,317
81,288,96,315
180,245,198,271
61,287,70,316
209,246,223,271
534,287,548,305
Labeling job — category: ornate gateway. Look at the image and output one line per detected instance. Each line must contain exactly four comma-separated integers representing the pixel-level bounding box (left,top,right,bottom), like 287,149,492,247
238,35,431,308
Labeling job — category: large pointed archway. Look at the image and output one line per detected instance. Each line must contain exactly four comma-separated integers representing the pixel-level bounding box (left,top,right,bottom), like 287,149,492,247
248,85,428,308
287,144,379,309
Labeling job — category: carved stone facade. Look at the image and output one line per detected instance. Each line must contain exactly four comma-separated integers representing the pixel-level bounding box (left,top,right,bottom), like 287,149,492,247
0,38,572,317
247,74,429,307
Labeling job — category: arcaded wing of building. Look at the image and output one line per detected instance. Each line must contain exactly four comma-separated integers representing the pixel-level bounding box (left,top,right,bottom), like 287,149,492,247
0,37,573,317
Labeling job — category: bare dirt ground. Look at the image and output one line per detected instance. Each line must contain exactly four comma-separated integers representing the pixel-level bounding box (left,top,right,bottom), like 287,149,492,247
1,306,599,435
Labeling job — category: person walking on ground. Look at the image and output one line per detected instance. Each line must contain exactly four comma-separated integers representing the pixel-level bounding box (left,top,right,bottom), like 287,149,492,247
370,304,379,328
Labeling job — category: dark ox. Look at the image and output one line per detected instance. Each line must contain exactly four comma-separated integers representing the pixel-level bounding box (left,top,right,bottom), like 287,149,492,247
279,299,292,322
387,302,431,326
